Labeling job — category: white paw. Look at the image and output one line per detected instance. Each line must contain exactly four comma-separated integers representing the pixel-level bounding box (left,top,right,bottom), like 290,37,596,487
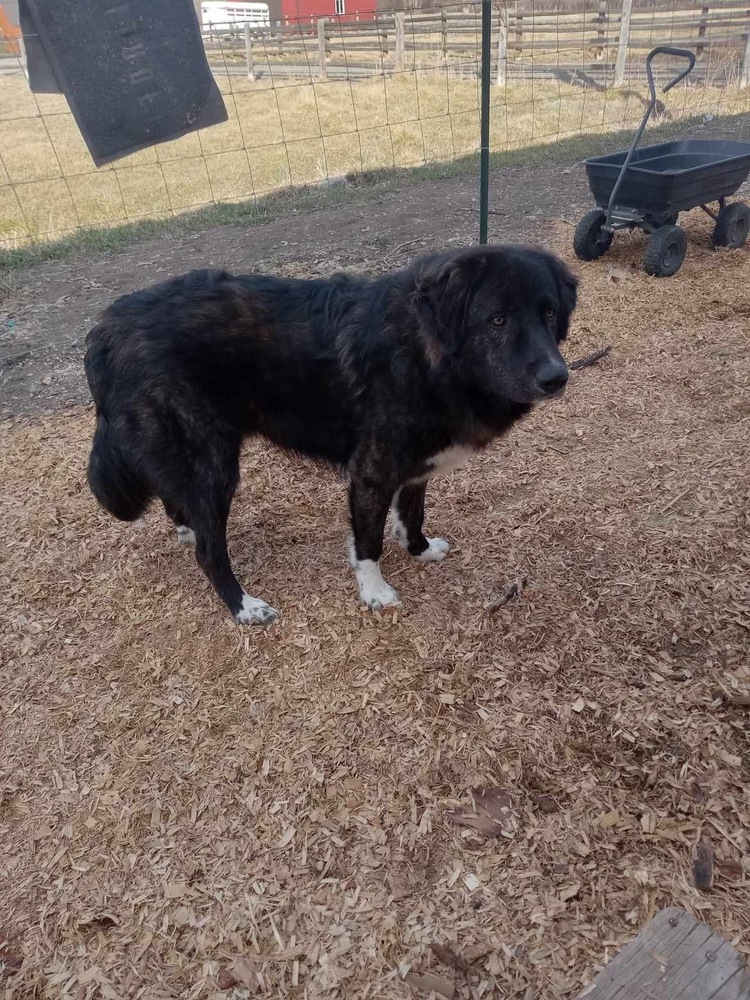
351,555,401,611
235,593,279,626
360,578,401,611
176,525,196,545
415,537,451,562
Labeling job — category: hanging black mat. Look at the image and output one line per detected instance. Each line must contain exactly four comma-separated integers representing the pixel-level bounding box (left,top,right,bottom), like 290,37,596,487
18,0,228,166
19,0,61,94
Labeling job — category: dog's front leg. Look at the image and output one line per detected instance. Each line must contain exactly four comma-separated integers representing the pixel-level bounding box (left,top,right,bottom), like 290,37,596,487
391,482,451,561
348,474,401,611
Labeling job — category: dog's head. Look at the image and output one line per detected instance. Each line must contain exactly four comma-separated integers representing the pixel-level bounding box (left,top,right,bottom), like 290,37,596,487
410,245,577,411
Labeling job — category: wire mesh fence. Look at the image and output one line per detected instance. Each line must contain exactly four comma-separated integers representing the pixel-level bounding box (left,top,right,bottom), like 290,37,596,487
1,0,749,249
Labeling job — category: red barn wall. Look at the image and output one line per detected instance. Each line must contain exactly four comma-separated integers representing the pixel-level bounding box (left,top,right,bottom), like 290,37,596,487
280,0,377,25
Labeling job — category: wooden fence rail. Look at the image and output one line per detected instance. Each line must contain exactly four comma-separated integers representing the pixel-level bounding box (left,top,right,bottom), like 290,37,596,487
203,1,750,89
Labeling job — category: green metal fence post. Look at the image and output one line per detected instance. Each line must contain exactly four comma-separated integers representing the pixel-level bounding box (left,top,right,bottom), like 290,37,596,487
479,0,492,244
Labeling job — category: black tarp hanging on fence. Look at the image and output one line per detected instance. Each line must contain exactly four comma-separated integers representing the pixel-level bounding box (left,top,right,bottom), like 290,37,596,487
18,0,228,166
19,0,60,93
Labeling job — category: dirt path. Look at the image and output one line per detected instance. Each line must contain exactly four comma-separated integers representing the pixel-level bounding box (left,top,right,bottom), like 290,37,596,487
0,154,592,417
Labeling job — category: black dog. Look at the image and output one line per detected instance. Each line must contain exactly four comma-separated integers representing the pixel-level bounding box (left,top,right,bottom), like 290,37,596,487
84,245,576,624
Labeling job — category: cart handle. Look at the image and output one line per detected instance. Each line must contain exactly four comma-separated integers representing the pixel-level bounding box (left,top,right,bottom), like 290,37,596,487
605,47,696,224
646,46,696,99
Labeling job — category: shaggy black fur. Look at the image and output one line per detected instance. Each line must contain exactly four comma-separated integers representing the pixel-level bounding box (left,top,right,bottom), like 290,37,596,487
84,244,577,623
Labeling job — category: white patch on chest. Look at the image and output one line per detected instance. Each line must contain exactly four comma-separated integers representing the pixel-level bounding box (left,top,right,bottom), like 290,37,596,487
410,445,474,484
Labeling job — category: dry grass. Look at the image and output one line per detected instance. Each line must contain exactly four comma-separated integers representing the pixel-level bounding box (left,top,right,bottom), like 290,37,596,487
1,218,750,998
2,66,750,246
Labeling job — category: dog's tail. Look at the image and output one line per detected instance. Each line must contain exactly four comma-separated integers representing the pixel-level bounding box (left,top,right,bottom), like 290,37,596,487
88,413,151,522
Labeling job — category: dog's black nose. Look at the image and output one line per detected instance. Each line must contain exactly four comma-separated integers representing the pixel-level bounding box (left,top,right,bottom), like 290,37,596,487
537,361,569,396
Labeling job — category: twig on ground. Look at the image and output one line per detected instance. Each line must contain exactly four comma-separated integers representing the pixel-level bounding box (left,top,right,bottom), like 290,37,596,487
569,346,612,370
487,579,527,613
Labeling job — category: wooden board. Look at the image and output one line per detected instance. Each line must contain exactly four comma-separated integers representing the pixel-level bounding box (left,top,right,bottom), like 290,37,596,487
578,907,750,1000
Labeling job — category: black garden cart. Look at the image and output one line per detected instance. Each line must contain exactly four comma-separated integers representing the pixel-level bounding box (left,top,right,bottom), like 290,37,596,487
574,46,750,277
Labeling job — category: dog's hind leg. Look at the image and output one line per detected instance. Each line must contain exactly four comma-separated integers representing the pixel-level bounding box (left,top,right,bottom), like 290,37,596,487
163,441,277,627
348,476,401,611
163,501,195,546
392,483,450,562
194,507,277,626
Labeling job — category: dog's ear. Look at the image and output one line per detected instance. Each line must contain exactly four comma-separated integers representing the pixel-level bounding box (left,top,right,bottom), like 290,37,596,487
410,254,483,364
545,254,578,342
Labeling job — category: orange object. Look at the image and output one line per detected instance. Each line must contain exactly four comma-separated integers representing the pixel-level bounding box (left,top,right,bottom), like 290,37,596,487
0,5,21,56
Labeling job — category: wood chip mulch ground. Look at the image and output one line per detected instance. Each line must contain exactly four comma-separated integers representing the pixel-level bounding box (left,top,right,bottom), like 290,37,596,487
1,215,749,999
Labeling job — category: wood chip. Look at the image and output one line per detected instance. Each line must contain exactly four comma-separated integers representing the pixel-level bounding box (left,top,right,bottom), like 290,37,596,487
276,826,296,849
77,967,101,985
230,956,260,991
472,786,514,824
560,882,582,902
598,810,620,828
446,786,516,838
532,793,559,814
77,914,118,932
430,943,470,973
217,967,239,990
405,972,456,998
163,882,190,899
0,957,22,980
693,834,714,891
607,267,630,284
716,858,744,878
721,691,750,708
463,873,481,892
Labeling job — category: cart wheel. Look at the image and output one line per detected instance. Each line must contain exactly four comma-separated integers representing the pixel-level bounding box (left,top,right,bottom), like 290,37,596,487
573,210,613,261
712,202,750,249
644,225,687,277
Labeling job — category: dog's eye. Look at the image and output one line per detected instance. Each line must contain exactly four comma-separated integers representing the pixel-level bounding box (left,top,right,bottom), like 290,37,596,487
491,316,506,327
544,307,556,320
